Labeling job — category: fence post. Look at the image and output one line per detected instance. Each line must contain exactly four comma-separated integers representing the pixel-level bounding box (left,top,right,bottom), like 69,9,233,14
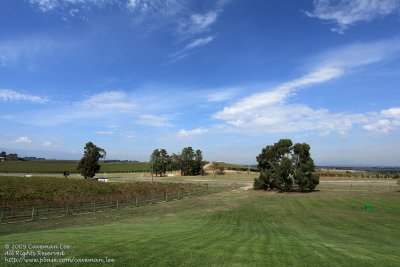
135,197,138,207
165,192,168,202
116,200,119,210
66,204,69,216
31,207,35,221
178,189,180,200
0,210,3,223
93,202,96,212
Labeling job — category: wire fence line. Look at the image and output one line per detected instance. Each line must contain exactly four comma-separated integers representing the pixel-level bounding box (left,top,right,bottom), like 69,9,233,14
316,183,399,192
0,183,238,224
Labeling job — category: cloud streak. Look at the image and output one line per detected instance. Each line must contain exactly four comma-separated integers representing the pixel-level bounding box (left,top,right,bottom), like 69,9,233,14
27,1,228,64
135,114,172,127
168,1,230,63
75,91,136,112
14,137,32,144
213,38,400,135
178,127,208,137
169,36,214,63
364,108,400,133
29,0,112,12
0,89,48,103
306,0,400,33
0,36,78,71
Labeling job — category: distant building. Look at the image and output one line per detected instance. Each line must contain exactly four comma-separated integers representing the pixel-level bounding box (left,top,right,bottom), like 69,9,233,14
0,157,5,162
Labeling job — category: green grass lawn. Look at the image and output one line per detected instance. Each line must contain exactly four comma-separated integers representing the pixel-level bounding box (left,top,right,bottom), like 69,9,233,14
1,188,399,266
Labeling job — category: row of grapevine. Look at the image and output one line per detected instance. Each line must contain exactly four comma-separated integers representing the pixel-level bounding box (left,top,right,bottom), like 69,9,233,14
0,176,201,207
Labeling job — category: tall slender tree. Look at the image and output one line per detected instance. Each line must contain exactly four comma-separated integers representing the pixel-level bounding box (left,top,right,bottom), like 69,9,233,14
77,142,106,179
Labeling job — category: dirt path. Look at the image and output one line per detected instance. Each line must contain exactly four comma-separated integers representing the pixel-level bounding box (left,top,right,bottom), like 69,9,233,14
241,183,253,190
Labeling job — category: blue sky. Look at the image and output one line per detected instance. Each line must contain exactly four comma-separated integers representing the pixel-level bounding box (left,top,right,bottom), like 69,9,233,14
1,0,400,166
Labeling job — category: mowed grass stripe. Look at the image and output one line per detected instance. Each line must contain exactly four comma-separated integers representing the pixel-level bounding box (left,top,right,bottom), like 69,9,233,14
1,190,399,266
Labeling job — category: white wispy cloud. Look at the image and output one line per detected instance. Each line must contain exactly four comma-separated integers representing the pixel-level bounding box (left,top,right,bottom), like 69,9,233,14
306,0,400,33
76,91,136,112
29,0,59,12
169,1,230,63
14,137,32,144
185,36,214,50
169,36,214,63
178,127,209,137
9,90,136,127
191,11,217,29
94,130,115,135
43,141,53,147
27,1,228,63
214,67,343,119
126,0,185,20
180,11,218,35
135,114,172,127
205,87,240,102
213,38,400,135
0,36,72,71
0,89,48,103
29,0,110,12
364,108,400,133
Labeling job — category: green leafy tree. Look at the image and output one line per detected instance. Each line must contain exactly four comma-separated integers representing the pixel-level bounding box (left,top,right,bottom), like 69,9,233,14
7,153,19,161
180,147,194,176
292,143,319,191
168,153,181,172
77,142,106,179
254,139,319,191
179,147,204,176
194,149,204,175
150,149,169,177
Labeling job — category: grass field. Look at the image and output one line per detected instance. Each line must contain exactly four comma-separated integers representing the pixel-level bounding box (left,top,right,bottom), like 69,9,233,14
1,184,399,266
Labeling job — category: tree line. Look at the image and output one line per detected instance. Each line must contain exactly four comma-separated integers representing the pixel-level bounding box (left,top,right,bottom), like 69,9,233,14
150,147,204,177
77,140,321,192
0,151,20,161
77,142,205,179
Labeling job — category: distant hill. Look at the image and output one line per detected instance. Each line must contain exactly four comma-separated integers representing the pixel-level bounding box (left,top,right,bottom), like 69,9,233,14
317,166,400,173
